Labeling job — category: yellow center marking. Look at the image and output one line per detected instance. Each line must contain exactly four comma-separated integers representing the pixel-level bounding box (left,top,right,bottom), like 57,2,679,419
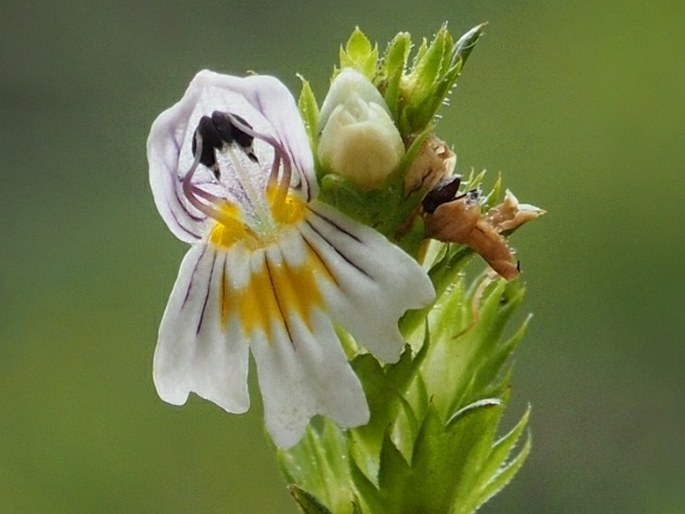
208,203,257,249
212,190,333,338
268,185,306,226
221,247,333,338
209,189,306,249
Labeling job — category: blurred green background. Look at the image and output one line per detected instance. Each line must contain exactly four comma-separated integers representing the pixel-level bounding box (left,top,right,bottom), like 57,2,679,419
1,0,683,512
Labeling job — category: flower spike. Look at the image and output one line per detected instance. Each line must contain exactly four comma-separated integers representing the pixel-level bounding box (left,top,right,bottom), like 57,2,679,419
147,70,435,448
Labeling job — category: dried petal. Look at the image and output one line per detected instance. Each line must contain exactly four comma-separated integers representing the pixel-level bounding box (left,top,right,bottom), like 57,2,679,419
424,185,544,280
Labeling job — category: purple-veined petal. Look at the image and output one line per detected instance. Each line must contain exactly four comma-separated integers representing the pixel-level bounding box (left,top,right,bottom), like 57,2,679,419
192,71,317,201
153,244,251,413
299,201,436,363
147,70,316,243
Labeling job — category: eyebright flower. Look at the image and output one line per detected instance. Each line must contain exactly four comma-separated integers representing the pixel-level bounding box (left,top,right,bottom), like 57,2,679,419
318,68,404,189
147,70,435,448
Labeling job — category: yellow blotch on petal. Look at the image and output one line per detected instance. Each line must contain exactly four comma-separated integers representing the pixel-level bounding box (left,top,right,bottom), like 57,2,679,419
220,235,336,340
210,191,306,250
222,258,281,337
209,203,258,249
268,187,306,226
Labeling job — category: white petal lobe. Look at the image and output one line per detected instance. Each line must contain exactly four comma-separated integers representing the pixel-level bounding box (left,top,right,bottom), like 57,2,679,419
301,202,436,362
153,245,250,413
251,303,369,449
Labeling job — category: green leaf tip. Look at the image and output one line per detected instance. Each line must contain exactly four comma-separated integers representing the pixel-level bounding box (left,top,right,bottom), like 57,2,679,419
339,27,378,79
452,22,487,67
332,23,486,137
289,485,334,514
297,74,320,150
397,22,486,135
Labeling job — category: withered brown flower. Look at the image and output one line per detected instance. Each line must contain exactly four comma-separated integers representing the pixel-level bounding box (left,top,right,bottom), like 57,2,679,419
423,178,544,279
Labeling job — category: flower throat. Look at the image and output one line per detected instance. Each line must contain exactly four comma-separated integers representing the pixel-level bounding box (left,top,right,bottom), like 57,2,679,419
182,110,305,248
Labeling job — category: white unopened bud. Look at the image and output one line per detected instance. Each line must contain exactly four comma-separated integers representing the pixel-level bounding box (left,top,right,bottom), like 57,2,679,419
318,69,404,189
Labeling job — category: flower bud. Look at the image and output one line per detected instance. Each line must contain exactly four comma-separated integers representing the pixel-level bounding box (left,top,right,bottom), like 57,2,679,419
318,68,404,189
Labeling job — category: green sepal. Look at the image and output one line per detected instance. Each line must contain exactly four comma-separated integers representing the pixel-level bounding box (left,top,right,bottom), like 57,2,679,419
411,37,429,70
339,27,378,79
297,74,320,150
378,32,411,120
400,25,455,132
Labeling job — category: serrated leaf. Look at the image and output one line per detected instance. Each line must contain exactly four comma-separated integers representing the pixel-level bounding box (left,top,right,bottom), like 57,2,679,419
469,433,531,512
443,401,505,511
349,346,420,481
479,406,530,484
297,74,319,149
289,486,334,514
407,401,503,513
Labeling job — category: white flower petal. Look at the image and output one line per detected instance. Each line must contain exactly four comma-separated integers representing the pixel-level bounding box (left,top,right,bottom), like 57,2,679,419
147,71,316,245
153,244,250,413
196,71,316,200
250,288,368,449
300,202,436,363
147,90,208,243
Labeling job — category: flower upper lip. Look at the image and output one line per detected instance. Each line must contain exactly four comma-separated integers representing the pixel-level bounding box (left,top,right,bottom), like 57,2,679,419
147,70,317,244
